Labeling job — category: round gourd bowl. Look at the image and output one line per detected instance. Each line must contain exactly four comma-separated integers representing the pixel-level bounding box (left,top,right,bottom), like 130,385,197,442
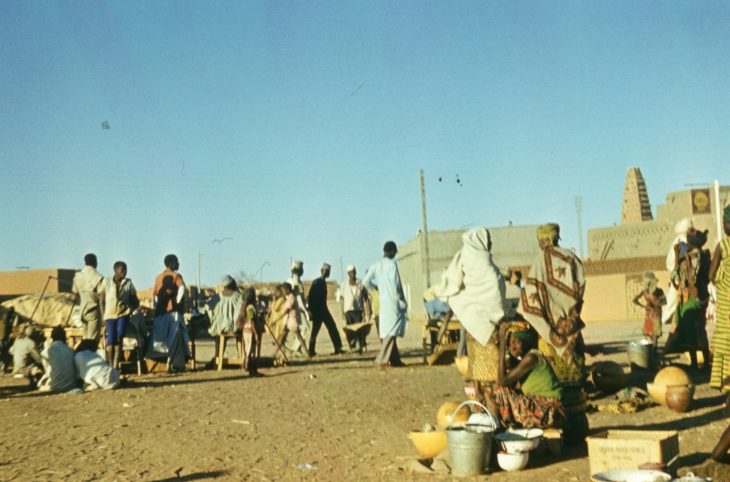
409,430,447,459
454,356,469,377
654,366,691,387
497,451,529,471
436,401,470,429
590,469,671,482
496,428,543,453
646,382,668,406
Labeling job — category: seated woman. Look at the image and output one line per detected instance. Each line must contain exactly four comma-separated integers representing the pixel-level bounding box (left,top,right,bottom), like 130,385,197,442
480,323,565,429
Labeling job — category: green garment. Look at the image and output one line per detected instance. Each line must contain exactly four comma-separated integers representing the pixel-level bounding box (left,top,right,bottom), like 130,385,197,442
521,351,562,400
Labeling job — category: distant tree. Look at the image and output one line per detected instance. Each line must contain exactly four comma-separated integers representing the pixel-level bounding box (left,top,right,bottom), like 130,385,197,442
237,271,255,284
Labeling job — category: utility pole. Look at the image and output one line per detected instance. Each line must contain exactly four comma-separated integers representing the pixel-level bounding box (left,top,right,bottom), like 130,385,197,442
575,196,584,258
420,169,432,287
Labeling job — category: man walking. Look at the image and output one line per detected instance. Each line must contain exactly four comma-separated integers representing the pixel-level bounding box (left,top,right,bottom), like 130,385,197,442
286,260,311,356
307,263,344,356
340,265,371,353
363,241,408,368
72,253,104,342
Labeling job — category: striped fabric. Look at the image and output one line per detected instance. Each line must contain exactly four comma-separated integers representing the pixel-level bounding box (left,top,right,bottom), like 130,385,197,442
711,238,730,390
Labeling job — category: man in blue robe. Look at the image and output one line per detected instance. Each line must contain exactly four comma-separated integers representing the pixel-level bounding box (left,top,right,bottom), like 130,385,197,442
363,241,408,368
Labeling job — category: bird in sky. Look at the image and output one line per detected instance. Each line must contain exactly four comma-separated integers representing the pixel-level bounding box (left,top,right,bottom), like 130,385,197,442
212,237,233,244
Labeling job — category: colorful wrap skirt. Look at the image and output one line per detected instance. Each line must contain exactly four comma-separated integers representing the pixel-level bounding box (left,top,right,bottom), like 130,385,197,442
481,384,565,429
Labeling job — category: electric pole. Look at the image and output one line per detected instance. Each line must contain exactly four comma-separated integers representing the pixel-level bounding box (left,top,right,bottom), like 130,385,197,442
420,169,432,287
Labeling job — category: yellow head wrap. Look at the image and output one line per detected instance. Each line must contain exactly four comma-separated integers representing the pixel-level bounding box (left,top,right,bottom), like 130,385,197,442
536,223,560,244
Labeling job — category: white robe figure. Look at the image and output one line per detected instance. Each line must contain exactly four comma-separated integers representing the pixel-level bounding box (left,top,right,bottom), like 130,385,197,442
363,257,407,339
663,218,693,323
436,227,507,345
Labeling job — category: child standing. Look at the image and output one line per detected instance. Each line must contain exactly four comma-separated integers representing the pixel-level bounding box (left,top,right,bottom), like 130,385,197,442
276,283,310,361
633,271,667,346
239,288,261,377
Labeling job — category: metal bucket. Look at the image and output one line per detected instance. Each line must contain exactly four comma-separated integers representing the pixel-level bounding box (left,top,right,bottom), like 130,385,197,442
627,338,654,371
446,401,495,476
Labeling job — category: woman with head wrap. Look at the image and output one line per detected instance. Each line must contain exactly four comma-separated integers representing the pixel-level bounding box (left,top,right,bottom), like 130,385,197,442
666,228,711,371
709,207,730,390
435,227,506,383
479,322,564,429
663,218,695,323
518,223,586,383
632,272,667,346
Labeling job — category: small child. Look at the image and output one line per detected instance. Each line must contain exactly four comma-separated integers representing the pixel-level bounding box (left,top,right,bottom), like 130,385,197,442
633,271,667,346
238,288,261,377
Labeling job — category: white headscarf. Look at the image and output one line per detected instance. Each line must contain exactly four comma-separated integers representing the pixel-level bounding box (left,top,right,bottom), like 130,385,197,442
436,227,506,345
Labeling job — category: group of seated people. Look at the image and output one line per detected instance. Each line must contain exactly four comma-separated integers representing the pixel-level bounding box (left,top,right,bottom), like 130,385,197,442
10,325,119,393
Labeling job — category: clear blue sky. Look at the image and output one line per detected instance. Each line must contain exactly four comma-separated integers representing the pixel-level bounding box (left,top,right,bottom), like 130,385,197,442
1,1,729,288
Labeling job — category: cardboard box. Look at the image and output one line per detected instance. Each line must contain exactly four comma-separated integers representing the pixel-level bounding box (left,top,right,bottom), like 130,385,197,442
587,430,679,475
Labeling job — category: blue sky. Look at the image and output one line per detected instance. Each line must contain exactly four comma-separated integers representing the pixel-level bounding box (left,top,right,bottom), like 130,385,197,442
1,1,729,287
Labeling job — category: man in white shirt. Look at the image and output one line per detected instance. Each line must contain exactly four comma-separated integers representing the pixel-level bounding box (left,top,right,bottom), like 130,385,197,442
340,265,371,353
72,253,104,341
39,326,77,393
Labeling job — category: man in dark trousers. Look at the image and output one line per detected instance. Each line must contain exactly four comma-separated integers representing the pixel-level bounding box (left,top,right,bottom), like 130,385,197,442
308,263,344,356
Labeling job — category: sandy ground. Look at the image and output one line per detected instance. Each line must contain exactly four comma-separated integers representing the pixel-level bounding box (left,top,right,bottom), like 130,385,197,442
1,318,728,481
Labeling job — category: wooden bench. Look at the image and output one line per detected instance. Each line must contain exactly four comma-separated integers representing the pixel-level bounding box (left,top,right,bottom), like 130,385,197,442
216,333,243,371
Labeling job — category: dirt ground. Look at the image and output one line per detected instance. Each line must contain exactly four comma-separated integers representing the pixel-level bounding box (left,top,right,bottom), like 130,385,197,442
1,320,728,481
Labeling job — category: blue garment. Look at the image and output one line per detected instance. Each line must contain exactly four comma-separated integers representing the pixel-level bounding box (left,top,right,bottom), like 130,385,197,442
425,299,450,319
363,257,408,339
105,316,130,345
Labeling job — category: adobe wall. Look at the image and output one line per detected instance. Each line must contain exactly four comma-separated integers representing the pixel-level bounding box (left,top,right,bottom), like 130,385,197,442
0,269,76,301
582,271,671,323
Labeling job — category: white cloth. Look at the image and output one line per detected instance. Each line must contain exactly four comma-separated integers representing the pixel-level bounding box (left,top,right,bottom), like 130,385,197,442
74,350,119,390
42,341,77,392
662,222,691,323
340,279,366,313
435,227,506,345
363,257,408,339
207,289,243,336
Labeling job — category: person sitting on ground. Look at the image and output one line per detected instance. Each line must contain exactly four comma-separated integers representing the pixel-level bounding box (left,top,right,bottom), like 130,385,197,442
479,323,564,429
74,339,120,390
9,325,44,386
632,271,666,347
38,326,78,393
